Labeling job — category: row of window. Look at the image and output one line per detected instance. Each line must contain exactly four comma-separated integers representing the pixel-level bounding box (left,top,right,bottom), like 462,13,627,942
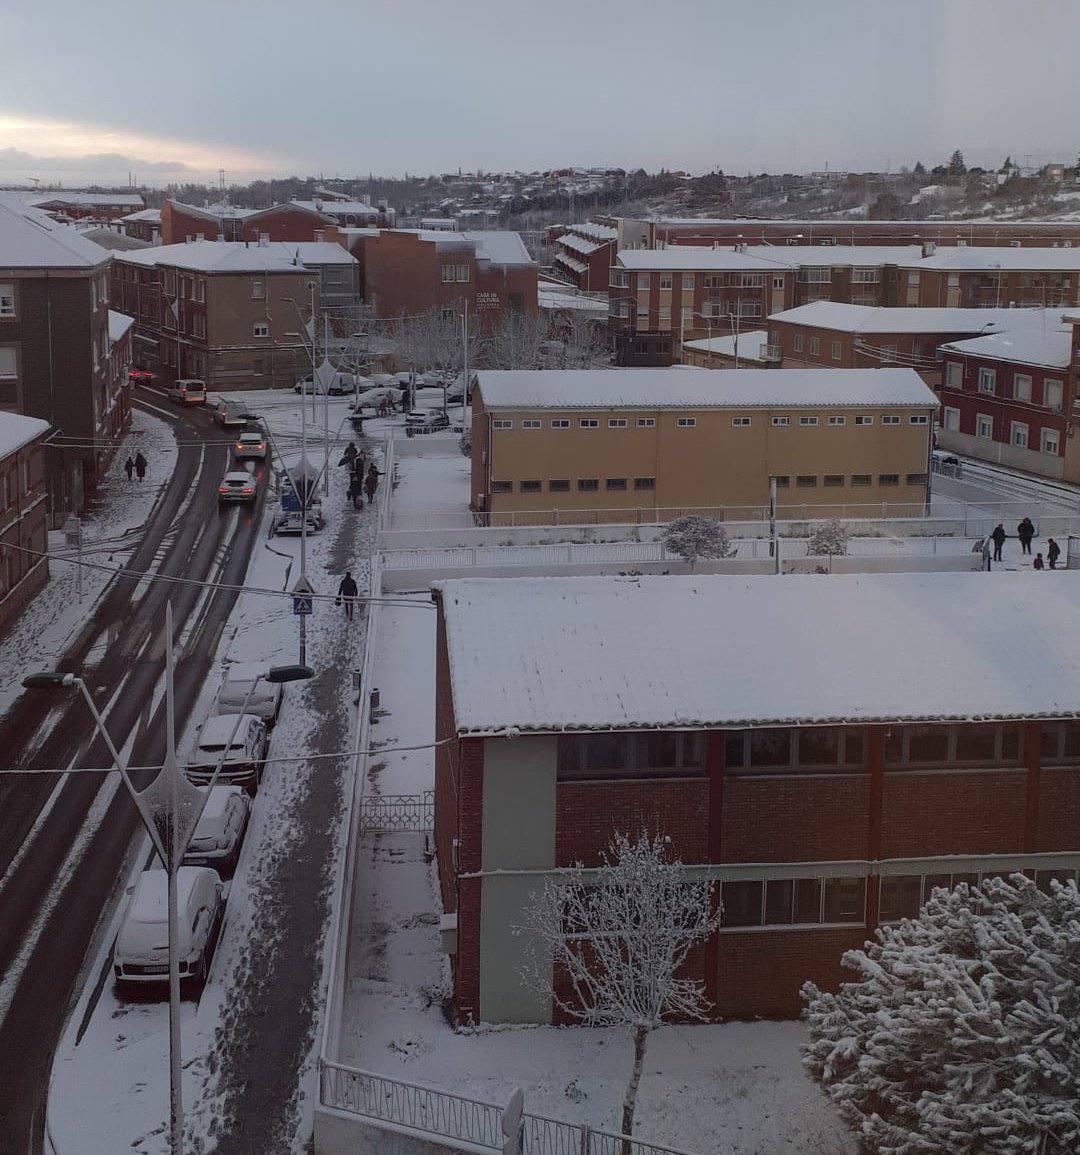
944,362,1064,412
0,284,15,319
491,415,928,431
616,272,786,292
615,301,767,322
492,477,656,495
440,263,471,283
941,407,1061,455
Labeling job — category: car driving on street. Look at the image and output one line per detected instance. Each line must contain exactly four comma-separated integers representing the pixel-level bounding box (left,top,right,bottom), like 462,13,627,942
185,712,269,793
214,399,251,428
218,469,259,504
168,378,207,404
233,431,267,460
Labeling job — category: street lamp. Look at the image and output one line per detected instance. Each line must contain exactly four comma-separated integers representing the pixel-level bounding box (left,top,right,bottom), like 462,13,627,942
24,626,312,1155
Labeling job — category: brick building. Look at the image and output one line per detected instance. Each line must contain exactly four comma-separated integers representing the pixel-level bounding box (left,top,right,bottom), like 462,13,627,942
31,192,145,225
112,240,358,389
432,572,1080,1024
470,368,936,522
897,246,1080,309
0,412,51,633
0,193,116,521
552,222,618,292
681,330,770,368
357,229,537,332
118,208,162,244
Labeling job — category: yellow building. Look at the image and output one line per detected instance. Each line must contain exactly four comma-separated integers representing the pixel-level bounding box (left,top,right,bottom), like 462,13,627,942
470,368,937,523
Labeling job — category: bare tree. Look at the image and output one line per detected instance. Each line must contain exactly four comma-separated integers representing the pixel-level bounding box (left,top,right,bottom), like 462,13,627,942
807,518,849,558
661,515,735,570
519,832,720,1144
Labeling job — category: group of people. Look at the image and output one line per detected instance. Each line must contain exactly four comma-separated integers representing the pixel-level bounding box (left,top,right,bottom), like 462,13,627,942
123,452,148,482
339,441,381,510
990,518,1061,570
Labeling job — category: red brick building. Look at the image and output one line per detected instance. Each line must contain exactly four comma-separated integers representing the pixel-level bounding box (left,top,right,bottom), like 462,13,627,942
897,246,1080,309
0,412,51,634
357,229,537,332
552,222,618,292
432,573,1080,1024
31,192,145,225
159,199,357,247
118,208,162,244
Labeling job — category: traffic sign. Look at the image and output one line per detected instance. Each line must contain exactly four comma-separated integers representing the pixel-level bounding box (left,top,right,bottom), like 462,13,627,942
292,595,313,616
292,574,316,615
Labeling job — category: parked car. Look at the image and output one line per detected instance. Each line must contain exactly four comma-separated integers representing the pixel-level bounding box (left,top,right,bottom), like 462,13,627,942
182,786,251,873
405,408,450,436
233,431,267,461
218,469,259,504
113,867,224,986
213,399,250,428
128,368,155,384
215,661,283,725
294,371,355,396
185,712,269,793
168,378,207,404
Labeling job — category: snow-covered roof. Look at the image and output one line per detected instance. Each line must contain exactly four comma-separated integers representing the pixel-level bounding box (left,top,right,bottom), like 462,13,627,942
436,573,1080,735
899,247,1080,271
464,230,534,267
940,327,1074,369
474,367,937,411
554,253,589,275
0,411,50,458
743,244,923,267
129,868,205,922
682,330,769,360
649,216,1077,230
33,192,144,209
168,200,258,221
120,207,162,223
573,221,618,242
558,233,600,257
617,248,788,271
116,240,355,273
768,301,1060,335
0,193,112,269
108,310,135,343
538,289,609,316
291,199,378,217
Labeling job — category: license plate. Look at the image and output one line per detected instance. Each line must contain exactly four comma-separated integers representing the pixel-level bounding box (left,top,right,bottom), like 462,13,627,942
136,964,169,975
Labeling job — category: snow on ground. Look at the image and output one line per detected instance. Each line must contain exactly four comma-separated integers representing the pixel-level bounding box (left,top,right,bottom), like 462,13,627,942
392,451,471,516
335,591,854,1155
0,407,178,714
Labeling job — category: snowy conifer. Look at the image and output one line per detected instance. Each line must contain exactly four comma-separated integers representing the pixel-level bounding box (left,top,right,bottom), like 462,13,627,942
661,515,734,570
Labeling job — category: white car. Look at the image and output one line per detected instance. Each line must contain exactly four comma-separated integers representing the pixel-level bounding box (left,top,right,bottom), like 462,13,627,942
233,431,268,461
185,713,268,794
218,469,260,504
215,662,283,726
113,867,224,986
182,786,251,873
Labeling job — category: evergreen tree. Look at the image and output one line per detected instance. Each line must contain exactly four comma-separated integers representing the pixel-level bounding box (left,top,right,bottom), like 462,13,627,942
947,149,967,177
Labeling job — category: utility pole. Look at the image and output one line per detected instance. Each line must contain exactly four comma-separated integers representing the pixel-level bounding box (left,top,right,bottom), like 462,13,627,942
323,311,331,496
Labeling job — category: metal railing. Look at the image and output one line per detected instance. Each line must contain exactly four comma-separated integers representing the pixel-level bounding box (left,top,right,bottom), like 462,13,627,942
320,1061,699,1155
359,790,435,833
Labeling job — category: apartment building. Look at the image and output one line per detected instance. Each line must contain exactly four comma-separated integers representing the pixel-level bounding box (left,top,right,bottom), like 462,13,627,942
433,572,1080,1023
112,240,358,389
288,198,395,228
0,193,115,520
356,229,537,331
609,249,793,365
743,245,921,308
681,331,770,368
0,413,51,633
937,316,1079,480
31,192,145,225
898,247,1080,309
118,207,162,244
552,222,618,292
470,368,937,522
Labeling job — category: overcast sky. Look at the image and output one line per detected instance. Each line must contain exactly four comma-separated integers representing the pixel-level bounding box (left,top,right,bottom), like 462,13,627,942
2,0,1078,187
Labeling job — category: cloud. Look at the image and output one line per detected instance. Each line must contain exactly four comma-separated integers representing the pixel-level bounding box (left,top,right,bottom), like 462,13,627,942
0,146,196,174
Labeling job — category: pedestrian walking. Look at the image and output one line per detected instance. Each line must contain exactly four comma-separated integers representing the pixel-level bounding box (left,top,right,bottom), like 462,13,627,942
1048,538,1061,569
1033,553,1046,570
336,571,359,620
134,451,148,482
363,463,380,505
124,456,135,482
339,442,358,468
1017,516,1035,555
347,472,364,510
990,522,1006,562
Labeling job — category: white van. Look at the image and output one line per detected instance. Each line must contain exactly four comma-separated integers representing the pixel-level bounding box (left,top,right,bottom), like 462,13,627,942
215,662,283,725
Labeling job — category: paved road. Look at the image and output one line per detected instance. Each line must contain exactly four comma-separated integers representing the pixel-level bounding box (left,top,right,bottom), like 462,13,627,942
0,388,266,1154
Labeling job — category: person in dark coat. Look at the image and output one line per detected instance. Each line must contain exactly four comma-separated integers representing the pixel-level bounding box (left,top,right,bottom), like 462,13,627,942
339,442,358,468
337,571,359,620
1048,538,1061,569
990,522,1006,562
347,472,364,510
363,464,380,505
1017,517,1035,555
124,456,135,481
134,451,148,482
1033,553,1046,570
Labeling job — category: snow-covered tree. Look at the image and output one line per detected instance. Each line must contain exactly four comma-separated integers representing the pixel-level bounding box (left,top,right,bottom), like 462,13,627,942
947,149,967,177
802,874,1080,1155
519,832,720,1143
661,515,735,570
807,518,849,558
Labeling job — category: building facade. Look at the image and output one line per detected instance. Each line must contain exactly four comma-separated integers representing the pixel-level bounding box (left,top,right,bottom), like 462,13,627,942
470,368,937,522
433,573,1080,1024
552,222,618,293
899,247,1080,309
0,413,51,633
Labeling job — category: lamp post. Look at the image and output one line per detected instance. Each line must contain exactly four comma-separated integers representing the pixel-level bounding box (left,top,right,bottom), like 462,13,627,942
23,628,312,1155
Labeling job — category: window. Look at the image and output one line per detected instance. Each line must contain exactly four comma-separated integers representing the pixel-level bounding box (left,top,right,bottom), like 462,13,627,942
739,273,764,288
658,307,671,326
1011,421,1029,449
551,419,570,428
828,415,845,426
676,417,696,428
771,416,790,427
90,280,97,310
659,273,672,291
0,284,14,318
549,479,570,492
682,274,695,291
772,274,785,290
809,337,821,355
637,417,656,428
0,347,16,378
455,265,470,282
803,267,831,284
609,271,629,289
194,315,206,338
823,475,844,487
577,478,599,491
194,278,205,303
520,480,541,493
492,419,513,429
1013,373,1032,403
771,475,790,487
1043,428,1061,455
851,268,879,284
793,333,804,353
731,416,751,427
637,274,650,291
882,415,901,426
854,415,873,426
253,321,268,337
976,413,994,439
978,367,996,394
831,340,842,361
441,307,456,322
580,418,599,429
441,264,456,283
1044,379,1063,412
879,473,900,486
796,475,817,487
251,279,265,300
799,416,818,427
606,478,627,491
490,480,512,494
879,876,922,922
522,419,541,429
608,418,627,428
851,473,871,486
634,477,655,490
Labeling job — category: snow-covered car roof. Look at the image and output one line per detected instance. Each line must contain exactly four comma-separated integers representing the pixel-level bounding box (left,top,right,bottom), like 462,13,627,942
192,786,246,839
197,713,262,748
